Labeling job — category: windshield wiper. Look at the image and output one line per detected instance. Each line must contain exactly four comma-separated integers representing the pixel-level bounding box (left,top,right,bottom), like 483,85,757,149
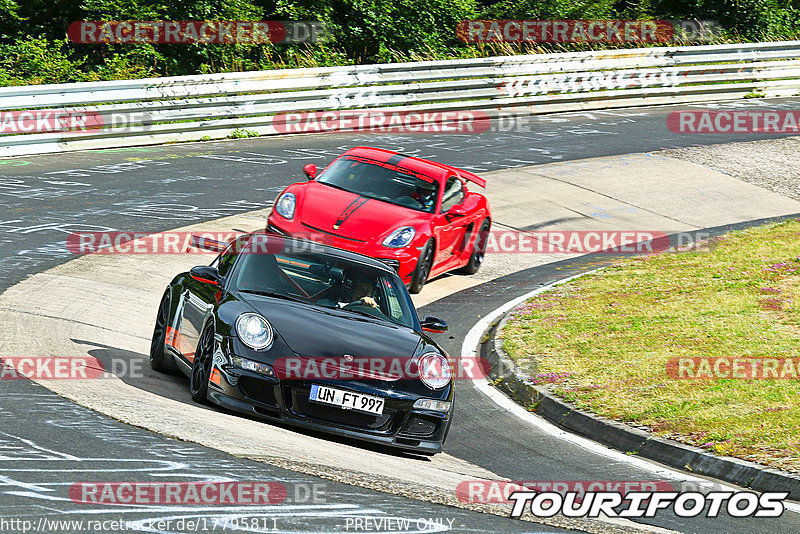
238,289,307,303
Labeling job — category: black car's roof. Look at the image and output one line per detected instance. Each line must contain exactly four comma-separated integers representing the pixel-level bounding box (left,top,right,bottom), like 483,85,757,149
249,230,395,274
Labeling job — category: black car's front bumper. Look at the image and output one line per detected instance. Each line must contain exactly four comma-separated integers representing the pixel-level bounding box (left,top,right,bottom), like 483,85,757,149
207,365,452,454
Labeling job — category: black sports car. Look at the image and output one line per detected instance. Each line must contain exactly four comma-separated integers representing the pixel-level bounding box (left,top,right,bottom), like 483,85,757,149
149,231,453,454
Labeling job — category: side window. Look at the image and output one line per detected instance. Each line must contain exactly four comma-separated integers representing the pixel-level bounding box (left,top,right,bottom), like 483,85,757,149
212,237,246,277
440,176,464,213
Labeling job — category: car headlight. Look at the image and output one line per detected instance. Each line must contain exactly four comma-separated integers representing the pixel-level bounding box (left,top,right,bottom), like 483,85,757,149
413,398,451,412
230,355,275,377
417,352,452,389
382,226,416,248
235,313,273,350
275,192,296,219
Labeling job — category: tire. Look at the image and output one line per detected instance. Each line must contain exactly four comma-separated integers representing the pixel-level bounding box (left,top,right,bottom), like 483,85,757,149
459,219,490,275
409,239,434,294
149,290,172,372
190,322,215,404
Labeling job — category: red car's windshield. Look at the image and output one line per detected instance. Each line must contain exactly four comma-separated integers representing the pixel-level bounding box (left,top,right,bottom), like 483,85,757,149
317,156,440,213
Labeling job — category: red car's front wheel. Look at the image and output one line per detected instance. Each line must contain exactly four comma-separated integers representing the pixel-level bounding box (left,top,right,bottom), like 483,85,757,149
409,239,434,294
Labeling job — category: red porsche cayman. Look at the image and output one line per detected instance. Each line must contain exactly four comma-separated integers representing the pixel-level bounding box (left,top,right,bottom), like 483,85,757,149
267,147,491,293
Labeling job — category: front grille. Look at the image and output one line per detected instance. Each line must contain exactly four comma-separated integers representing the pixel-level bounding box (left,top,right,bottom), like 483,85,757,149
238,377,278,406
401,415,437,437
378,259,401,273
290,388,394,431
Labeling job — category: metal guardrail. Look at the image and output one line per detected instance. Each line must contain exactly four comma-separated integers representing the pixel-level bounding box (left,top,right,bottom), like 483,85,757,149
1,41,800,157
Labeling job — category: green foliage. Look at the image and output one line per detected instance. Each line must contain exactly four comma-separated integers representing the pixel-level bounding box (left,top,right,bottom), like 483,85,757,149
227,128,259,138
0,0,798,85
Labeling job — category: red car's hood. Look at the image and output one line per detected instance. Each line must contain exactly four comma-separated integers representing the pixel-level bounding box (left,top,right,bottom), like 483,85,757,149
297,182,428,241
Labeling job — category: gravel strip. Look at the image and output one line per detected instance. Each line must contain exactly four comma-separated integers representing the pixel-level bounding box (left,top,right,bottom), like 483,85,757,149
660,137,800,201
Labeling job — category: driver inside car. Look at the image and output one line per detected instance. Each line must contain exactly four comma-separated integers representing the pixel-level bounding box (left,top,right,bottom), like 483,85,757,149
346,275,378,308
411,180,437,212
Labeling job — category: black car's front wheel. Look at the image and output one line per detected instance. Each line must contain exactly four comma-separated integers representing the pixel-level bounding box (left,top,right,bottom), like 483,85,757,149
190,322,215,404
409,239,434,294
149,290,171,372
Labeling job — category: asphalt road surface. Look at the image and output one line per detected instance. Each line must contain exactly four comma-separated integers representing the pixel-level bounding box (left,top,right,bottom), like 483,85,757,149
3,98,800,533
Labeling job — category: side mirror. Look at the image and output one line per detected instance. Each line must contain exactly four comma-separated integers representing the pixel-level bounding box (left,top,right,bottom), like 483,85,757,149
421,315,448,333
303,163,317,180
445,204,467,221
190,266,222,286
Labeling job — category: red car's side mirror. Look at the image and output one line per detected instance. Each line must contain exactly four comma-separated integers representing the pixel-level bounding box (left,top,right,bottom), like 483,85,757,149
303,163,317,180
445,204,468,222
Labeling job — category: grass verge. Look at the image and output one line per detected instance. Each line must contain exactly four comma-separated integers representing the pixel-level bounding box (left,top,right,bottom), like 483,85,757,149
501,219,800,473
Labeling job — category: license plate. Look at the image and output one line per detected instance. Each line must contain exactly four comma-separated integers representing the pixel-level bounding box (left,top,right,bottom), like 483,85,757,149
309,384,384,415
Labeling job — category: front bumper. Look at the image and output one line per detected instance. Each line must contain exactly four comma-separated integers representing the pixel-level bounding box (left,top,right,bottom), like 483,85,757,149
207,363,452,454
267,218,418,283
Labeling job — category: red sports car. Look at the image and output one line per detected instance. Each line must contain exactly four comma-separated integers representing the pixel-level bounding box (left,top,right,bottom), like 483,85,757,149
267,147,491,293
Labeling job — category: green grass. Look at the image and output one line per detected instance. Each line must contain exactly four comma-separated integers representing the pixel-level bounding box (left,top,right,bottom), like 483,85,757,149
501,220,800,472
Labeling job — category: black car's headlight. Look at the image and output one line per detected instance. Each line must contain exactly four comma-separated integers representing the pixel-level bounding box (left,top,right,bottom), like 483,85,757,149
275,192,296,219
417,352,452,389
235,313,273,351
230,355,275,377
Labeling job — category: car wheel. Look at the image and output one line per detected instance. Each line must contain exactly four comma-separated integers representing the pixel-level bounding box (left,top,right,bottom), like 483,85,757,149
409,239,434,294
190,322,215,404
459,219,490,275
149,290,171,372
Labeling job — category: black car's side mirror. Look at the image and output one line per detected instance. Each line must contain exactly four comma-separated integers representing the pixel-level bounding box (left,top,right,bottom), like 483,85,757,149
190,266,223,286
303,163,317,180
421,315,448,333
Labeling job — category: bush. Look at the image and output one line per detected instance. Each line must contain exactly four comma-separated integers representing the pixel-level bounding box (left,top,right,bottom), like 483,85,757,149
0,0,798,86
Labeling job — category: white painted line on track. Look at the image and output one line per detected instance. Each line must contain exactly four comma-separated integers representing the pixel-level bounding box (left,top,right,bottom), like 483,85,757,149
460,272,800,515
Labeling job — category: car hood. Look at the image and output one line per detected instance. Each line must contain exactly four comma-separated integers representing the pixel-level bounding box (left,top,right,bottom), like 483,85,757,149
237,291,423,359
297,182,428,241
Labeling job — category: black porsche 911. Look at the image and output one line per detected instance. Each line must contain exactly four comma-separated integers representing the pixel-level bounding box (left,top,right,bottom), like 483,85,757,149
149,231,454,454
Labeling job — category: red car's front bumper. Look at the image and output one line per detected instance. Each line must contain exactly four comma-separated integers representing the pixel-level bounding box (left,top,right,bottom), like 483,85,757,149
267,216,420,283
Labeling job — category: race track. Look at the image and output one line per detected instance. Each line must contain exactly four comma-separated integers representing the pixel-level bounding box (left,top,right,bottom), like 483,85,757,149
3,99,800,533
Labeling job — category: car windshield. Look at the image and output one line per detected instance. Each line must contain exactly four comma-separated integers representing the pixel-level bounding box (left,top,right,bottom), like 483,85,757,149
317,156,439,213
233,240,417,329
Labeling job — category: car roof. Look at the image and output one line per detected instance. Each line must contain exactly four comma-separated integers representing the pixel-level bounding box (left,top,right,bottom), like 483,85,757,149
247,230,395,274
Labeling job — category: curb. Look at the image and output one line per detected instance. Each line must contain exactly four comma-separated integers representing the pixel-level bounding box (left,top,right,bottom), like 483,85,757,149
481,295,800,500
